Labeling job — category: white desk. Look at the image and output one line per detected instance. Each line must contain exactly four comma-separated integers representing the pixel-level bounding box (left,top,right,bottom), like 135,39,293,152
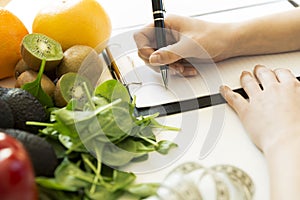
2,1,298,199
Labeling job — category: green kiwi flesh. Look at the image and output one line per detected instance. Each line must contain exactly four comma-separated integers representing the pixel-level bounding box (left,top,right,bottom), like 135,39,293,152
54,72,93,109
21,33,63,71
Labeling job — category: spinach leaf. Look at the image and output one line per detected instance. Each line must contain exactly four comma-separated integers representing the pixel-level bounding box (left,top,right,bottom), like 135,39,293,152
125,183,160,198
21,59,54,107
54,158,93,189
29,79,180,199
155,140,178,155
94,79,130,103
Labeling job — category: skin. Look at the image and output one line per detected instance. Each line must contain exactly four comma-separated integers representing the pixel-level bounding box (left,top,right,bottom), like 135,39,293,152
134,7,300,76
134,7,300,199
220,65,300,200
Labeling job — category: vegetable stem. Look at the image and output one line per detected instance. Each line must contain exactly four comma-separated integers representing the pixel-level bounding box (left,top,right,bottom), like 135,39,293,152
26,121,54,127
89,149,102,194
82,82,96,110
138,135,158,147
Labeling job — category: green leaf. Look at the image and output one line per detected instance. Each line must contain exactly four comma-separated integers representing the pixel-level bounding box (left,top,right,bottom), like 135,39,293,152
21,59,54,107
125,183,159,198
54,158,93,189
102,142,136,167
37,185,84,200
110,170,136,192
155,140,178,155
85,187,124,200
36,178,77,192
94,79,130,103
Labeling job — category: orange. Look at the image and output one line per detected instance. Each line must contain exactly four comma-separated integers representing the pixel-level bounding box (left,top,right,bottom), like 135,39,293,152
0,8,28,79
32,0,112,52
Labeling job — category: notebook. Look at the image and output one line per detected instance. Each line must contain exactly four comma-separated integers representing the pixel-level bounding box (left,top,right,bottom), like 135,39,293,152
104,0,299,116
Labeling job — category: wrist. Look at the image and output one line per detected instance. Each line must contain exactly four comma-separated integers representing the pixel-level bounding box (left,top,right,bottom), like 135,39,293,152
263,129,300,158
209,22,241,61
226,21,255,58
263,130,300,200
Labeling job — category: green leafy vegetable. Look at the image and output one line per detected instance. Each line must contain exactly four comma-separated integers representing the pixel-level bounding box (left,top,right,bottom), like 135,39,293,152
27,79,180,199
21,59,54,107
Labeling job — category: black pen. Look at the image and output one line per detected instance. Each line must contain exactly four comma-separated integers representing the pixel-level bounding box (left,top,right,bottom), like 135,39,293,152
151,0,168,88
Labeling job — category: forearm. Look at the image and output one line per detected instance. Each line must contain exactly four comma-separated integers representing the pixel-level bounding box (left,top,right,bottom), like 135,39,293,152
264,131,300,200
229,8,300,57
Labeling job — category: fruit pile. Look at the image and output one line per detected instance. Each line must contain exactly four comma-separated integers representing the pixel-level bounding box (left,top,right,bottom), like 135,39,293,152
1,0,112,108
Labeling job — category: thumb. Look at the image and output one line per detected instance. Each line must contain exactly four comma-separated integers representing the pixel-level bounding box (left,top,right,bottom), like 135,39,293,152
149,35,212,65
149,43,183,65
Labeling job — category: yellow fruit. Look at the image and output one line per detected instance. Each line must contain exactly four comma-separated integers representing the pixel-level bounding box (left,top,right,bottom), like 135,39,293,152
32,0,112,52
0,8,29,79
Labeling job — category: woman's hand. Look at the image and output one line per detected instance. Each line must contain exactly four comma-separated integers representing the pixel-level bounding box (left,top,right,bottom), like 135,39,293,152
134,14,236,76
220,65,300,153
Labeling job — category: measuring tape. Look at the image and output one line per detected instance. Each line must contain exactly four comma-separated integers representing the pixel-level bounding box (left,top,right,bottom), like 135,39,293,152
146,162,255,200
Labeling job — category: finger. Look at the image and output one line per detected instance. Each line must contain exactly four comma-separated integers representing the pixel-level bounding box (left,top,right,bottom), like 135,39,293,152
254,65,278,88
274,68,298,83
240,71,261,97
220,85,248,115
149,44,183,65
138,47,155,62
169,62,198,76
181,67,198,77
133,25,156,50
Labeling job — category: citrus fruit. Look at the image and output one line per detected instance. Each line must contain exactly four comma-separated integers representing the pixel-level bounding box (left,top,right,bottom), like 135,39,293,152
0,8,29,79
32,0,112,52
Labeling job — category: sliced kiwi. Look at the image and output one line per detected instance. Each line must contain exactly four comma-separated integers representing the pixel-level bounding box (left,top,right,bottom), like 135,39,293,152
54,72,93,109
21,33,64,71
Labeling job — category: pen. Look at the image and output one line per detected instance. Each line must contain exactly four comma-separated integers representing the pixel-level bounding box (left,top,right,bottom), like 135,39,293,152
151,0,168,88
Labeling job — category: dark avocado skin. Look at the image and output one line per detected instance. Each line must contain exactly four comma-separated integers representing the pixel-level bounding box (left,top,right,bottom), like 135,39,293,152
0,87,48,133
1,128,59,177
0,99,14,128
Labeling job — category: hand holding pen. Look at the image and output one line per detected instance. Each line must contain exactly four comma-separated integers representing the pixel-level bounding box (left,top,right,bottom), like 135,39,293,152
134,14,234,77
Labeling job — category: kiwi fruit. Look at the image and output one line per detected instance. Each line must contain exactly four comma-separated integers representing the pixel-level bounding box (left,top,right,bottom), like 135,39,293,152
15,59,30,78
54,72,93,109
56,45,103,86
21,33,64,71
15,70,56,98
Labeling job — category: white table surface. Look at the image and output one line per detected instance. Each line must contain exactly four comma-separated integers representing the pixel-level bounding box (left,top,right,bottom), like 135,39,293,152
2,0,298,199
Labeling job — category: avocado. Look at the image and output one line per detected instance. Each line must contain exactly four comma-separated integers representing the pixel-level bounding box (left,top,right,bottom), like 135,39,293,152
0,88,48,133
2,129,60,177
0,99,14,128
0,87,10,96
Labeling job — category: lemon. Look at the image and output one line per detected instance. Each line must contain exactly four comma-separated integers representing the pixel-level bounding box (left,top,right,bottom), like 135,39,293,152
32,0,112,52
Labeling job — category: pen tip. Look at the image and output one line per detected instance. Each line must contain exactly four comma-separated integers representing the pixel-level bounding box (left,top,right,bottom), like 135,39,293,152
161,68,168,89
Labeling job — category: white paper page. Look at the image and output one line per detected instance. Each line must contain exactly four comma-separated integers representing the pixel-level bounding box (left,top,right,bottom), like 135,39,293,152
114,50,300,108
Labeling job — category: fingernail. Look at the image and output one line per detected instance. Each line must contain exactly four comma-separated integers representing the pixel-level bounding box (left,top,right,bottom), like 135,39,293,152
149,54,161,64
219,85,225,94
219,85,228,97
241,71,252,81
